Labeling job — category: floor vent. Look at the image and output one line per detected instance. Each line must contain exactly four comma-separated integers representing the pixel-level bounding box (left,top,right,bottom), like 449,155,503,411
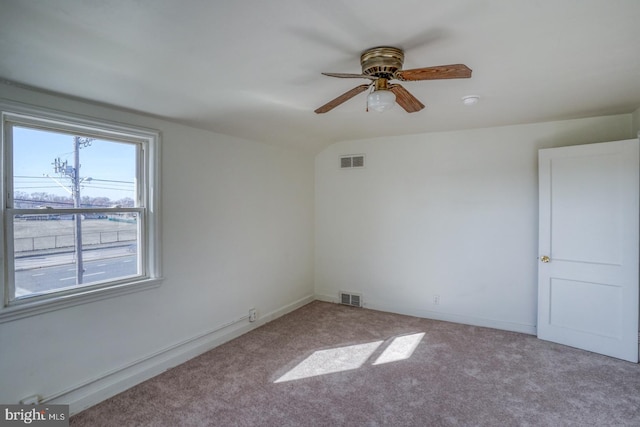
340,155,365,169
339,292,362,308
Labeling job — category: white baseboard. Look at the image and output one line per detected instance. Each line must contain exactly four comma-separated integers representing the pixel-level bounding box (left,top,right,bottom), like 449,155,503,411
314,292,537,336
314,293,336,304
51,294,314,416
51,292,537,415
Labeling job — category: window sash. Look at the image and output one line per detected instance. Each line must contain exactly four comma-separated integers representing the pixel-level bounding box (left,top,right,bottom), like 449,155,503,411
0,100,162,322
9,207,143,215
6,207,147,304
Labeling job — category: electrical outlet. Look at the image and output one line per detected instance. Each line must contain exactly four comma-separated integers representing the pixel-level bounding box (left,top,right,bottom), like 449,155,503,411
249,308,257,322
433,295,440,305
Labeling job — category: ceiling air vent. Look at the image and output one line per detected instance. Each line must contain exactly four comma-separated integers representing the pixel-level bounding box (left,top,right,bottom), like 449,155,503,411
339,291,362,308
340,154,365,169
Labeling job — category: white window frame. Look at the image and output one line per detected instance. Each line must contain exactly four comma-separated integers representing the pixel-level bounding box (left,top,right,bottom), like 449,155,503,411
0,100,162,322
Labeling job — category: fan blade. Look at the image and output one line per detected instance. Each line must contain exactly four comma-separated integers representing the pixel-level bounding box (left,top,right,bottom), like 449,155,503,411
315,84,370,114
389,84,425,113
395,64,472,81
322,72,377,80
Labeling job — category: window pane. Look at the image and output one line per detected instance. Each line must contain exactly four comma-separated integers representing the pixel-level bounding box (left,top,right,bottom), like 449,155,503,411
13,213,140,299
13,126,137,209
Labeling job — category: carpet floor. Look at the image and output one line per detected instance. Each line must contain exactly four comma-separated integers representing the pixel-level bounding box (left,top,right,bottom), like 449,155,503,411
71,301,640,426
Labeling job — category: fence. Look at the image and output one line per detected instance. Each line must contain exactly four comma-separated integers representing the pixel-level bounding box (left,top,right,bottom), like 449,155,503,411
14,230,137,253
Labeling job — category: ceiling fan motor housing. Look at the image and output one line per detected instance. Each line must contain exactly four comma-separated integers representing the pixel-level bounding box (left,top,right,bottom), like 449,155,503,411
360,46,404,79
316,46,470,114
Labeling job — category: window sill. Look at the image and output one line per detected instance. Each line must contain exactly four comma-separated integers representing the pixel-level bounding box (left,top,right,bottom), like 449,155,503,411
0,277,163,324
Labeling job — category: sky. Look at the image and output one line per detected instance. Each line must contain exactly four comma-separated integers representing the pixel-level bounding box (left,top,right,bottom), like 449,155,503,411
12,126,136,201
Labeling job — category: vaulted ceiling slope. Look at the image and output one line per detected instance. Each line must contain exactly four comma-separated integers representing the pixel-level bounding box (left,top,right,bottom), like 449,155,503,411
1,0,639,152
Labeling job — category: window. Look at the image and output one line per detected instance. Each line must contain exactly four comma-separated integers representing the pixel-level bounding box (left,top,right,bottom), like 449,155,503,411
0,101,161,321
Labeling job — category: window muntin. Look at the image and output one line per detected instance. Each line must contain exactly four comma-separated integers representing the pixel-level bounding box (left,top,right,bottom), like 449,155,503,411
1,104,161,317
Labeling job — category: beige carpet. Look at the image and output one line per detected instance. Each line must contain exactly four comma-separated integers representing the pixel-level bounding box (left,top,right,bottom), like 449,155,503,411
71,301,640,426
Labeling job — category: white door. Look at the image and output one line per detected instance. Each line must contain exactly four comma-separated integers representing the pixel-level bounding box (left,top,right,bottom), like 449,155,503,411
538,139,639,362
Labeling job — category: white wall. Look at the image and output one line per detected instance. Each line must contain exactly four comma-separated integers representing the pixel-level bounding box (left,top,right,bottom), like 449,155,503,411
2,81,636,413
0,84,315,412
315,114,634,334
635,106,640,334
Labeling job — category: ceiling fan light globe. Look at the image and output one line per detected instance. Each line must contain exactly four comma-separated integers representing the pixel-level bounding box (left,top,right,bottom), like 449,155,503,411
367,90,396,112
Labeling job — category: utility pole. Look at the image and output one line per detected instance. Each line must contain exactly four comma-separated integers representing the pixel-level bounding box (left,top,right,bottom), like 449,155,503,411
53,136,93,284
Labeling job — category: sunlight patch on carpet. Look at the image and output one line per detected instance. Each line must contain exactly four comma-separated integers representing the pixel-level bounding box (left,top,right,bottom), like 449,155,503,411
274,341,383,383
274,332,427,383
373,332,425,365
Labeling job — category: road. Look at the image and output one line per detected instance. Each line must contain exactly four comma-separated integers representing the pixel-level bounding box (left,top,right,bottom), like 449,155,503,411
15,247,137,297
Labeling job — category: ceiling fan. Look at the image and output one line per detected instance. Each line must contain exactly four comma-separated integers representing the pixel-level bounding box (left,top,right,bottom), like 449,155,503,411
315,46,472,114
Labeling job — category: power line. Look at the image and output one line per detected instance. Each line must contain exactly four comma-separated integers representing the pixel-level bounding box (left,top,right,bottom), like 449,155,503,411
81,186,134,192
14,175,134,184
15,186,68,189
90,178,135,184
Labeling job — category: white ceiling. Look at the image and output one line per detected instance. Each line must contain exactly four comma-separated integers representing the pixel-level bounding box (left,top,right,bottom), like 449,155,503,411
1,0,639,152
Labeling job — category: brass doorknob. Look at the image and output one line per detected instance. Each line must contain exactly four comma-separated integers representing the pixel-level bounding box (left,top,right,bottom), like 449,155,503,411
540,255,550,263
